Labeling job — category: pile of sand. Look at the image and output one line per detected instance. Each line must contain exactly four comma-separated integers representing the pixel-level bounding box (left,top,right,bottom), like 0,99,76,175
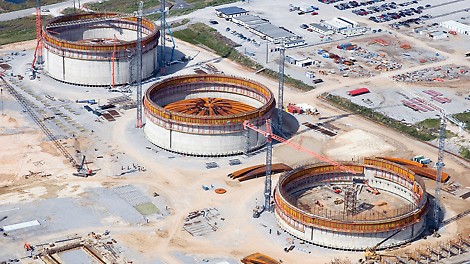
324,129,396,160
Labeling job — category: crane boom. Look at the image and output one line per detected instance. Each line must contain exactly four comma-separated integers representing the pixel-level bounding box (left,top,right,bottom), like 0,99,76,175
243,120,356,174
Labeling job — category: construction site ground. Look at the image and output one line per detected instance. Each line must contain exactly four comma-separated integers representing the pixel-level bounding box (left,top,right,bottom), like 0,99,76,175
1,2,470,263
294,184,411,220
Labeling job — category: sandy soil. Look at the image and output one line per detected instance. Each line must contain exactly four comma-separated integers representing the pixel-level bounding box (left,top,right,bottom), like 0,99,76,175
0,39,36,51
325,129,397,160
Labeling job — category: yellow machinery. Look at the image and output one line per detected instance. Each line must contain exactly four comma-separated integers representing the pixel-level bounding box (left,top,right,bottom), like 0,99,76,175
365,228,404,261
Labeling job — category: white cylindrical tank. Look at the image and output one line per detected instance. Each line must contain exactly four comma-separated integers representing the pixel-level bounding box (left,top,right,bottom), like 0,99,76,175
42,13,159,86
143,74,276,156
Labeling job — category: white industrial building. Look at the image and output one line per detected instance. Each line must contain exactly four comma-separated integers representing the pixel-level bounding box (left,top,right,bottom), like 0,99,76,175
286,55,314,67
229,14,301,44
284,39,306,48
427,31,448,40
250,23,298,43
309,23,334,35
336,17,358,28
340,26,368,36
232,15,268,28
322,17,360,33
440,20,470,36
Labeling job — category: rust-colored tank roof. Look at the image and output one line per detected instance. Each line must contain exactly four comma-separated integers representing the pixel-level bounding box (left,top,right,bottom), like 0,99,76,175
164,98,255,117
241,253,281,264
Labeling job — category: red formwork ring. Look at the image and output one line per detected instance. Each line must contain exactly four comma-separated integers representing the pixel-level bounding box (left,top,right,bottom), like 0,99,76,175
42,12,159,55
143,74,275,127
274,159,428,234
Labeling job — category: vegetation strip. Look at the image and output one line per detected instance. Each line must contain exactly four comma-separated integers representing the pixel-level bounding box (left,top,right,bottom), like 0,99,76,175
173,23,315,91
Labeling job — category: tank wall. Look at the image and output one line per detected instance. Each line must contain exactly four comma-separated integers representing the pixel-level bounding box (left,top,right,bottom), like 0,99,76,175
365,168,418,204
83,28,136,41
43,47,157,86
144,120,266,156
155,92,264,108
57,27,138,42
275,211,426,250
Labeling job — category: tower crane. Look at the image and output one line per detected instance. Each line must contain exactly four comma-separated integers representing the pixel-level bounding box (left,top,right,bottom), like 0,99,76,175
135,0,173,128
160,0,166,75
243,120,356,216
135,1,143,128
408,92,455,232
32,0,43,71
277,44,285,131
433,114,446,231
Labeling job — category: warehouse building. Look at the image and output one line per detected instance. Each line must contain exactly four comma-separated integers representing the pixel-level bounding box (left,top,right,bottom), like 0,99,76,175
250,24,298,43
336,17,359,28
427,31,448,40
440,20,470,36
215,6,248,19
284,39,306,48
322,17,360,33
340,26,368,36
309,23,334,35
232,15,268,28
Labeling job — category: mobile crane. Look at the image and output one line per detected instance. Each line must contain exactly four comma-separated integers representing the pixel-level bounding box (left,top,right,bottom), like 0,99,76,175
73,155,93,177
364,228,405,262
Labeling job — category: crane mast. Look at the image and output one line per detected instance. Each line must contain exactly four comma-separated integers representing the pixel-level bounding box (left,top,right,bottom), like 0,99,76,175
135,1,143,128
434,116,446,231
408,92,448,232
264,119,273,212
160,0,166,75
277,45,285,130
32,0,43,70
243,120,356,215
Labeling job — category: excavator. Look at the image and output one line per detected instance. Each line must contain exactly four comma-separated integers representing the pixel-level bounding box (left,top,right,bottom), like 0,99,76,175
364,228,405,262
73,155,94,177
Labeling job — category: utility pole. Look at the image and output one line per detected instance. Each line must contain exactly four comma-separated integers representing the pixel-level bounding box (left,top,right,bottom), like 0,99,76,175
277,44,285,130
135,1,143,128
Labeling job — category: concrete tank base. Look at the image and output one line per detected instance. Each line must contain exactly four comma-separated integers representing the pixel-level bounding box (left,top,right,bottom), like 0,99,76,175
275,211,426,250
144,121,266,156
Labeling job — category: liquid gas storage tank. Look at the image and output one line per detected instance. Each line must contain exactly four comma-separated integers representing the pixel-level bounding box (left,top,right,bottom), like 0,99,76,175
274,158,428,250
42,13,159,86
143,74,276,156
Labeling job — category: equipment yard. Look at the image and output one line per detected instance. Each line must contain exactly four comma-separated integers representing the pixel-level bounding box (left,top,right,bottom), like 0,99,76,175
0,0,469,263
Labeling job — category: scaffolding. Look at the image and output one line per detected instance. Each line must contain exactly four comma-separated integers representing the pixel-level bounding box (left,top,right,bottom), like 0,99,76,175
343,186,358,215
